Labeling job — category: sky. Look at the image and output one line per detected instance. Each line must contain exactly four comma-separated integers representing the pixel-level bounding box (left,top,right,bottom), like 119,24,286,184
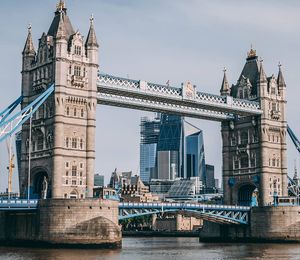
0,0,299,192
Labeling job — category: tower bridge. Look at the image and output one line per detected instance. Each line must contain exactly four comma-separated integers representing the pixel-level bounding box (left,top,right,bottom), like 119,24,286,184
0,0,299,247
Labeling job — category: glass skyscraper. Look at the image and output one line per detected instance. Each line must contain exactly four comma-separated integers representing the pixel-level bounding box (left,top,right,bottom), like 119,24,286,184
140,113,207,183
139,115,161,183
185,123,206,180
156,115,183,180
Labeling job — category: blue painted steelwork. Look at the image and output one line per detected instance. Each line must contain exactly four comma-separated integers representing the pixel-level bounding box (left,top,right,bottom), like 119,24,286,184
0,199,249,224
119,202,250,225
0,199,38,210
0,96,23,124
287,125,300,153
0,85,54,143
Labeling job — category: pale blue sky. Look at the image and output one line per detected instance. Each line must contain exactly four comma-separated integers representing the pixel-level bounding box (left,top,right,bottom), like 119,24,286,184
0,0,299,192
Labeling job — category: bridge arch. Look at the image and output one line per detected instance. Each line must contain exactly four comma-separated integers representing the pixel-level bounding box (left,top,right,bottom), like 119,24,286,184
31,167,49,199
237,183,257,206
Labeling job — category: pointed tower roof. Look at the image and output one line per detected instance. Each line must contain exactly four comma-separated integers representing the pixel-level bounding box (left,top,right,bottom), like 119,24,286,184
258,59,267,83
48,1,74,39
23,24,35,55
220,68,230,95
277,62,286,87
55,10,66,39
231,46,260,97
85,15,99,48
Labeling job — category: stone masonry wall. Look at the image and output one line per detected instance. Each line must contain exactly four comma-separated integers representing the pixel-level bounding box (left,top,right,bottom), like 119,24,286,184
0,199,121,248
251,206,300,241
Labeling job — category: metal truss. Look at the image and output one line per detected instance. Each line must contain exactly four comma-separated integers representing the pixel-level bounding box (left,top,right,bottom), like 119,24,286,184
0,96,23,124
119,202,250,225
287,125,300,153
288,176,300,197
97,74,262,121
0,199,38,210
0,85,54,143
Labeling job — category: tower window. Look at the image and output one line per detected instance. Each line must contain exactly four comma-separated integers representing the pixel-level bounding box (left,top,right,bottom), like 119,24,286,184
74,107,77,117
72,166,77,177
66,137,69,148
74,66,81,77
240,131,248,145
243,89,248,99
36,132,44,151
240,154,249,168
75,46,82,56
271,87,276,95
72,138,77,148
72,180,77,185
66,180,68,185
66,171,69,176
66,107,70,116
80,139,83,149
81,109,84,117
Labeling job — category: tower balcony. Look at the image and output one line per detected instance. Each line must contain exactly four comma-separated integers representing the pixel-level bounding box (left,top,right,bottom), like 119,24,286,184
70,75,88,88
271,110,281,120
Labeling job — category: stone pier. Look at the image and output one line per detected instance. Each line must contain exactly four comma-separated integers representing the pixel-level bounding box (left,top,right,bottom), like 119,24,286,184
199,206,300,242
0,199,121,248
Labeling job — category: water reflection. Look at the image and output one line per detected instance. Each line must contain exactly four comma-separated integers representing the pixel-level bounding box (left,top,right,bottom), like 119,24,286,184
1,237,300,260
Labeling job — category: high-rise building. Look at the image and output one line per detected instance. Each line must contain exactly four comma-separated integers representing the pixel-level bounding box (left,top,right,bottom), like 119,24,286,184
94,174,104,187
140,113,207,183
185,122,206,180
205,164,215,192
140,115,161,183
157,115,183,180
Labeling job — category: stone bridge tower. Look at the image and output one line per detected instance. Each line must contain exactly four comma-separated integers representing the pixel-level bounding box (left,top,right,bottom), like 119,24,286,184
19,1,98,199
221,48,287,206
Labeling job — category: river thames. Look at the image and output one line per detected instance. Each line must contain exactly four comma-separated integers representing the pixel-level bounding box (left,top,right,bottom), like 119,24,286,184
1,237,300,260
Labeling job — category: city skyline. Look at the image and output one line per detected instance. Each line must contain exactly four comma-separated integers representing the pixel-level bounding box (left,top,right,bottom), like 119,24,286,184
0,0,300,192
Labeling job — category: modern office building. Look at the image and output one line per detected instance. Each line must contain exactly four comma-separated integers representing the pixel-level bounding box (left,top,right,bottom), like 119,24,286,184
140,115,161,183
140,113,208,184
185,122,206,180
94,174,104,187
205,164,216,192
156,114,183,180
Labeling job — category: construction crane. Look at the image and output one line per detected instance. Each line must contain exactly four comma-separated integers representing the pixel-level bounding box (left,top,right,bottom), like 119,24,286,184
6,136,15,199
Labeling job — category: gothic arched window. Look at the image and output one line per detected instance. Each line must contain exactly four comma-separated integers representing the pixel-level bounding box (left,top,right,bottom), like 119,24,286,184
240,154,249,168
240,131,248,145
36,131,44,151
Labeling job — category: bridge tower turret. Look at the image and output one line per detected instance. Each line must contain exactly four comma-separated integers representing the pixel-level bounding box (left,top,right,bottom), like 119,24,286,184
19,1,99,199
221,48,287,206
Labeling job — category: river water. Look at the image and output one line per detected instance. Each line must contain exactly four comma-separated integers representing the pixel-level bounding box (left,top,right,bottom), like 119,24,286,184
1,237,300,260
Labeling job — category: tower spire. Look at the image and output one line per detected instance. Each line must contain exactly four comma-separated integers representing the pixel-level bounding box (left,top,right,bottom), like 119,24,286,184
85,14,99,48
220,67,230,96
258,59,267,83
56,0,66,12
55,9,66,39
23,24,35,56
277,62,286,87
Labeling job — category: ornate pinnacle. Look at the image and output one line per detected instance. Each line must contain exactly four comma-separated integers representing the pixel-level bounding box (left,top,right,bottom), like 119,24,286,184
28,23,32,33
56,0,65,11
247,44,257,58
90,14,94,25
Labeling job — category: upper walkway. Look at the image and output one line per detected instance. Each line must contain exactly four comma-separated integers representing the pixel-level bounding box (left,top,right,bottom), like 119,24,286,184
97,74,262,121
